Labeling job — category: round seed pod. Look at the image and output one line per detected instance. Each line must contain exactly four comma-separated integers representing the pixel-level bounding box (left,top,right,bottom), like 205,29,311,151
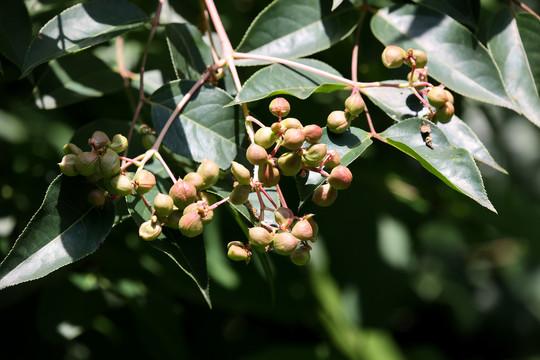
139,219,162,241
109,174,133,196
184,172,205,191
445,90,454,104
302,143,327,168
246,143,268,166
282,128,305,150
154,193,174,218
271,122,283,134
427,86,449,109
412,49,428,68
169,180,197,209
110,134,128,153
179,212,204,237
277,152,302,176
328,165,353,190
230,161,251,185
273,232,299,255
254,127,277,149
324,150,341,170
164,209,182,229
381,45,406,69
269,97,290,118
290,247,311,266
344,93,365,116
327,111,350,134
74,152,99,177
312,183,338,207
291,219,315,242
248,227,274,247
229,184,251,205
274,207,294,229
302,124,323,144
99,148,121,179
258,163,280,187
433,102,455,123
89,130,110,150
87,188,106,207
58,154,79,177
281,117,303,130
62,143,83,155
133,169,156,194
197,159,220,190
227,243,250,262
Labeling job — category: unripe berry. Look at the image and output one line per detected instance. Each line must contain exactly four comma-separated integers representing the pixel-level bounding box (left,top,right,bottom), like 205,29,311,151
307,216,319,239
281,118,303,130
109,174,133,196
411,49,428,68
328,165,353,190
110,134,128,153
433,102,455,123
139,219,162,241
246,143,268,166
269,97,290,118
302,143,327,168
197,159,219,190
85,165,102,184
87,188,106,207
164,209,182,229
62,143,83,155
229,184,251,205
75,152,99,176
270,122,283,134
274,207,294,229
427,86,449,108
291,219,315,242
258,163,280,187
227,243,250,262
254,127,277,149
248,227,274,247
184,172,204,190
445,90,454,104
324,150,341,170
273,232,299,255
154,193,174,218
133,169,156,194
230,161,251,185
179,212,204,237
183,203,211,225
382,45,406,69
99,148,120,179
327,110,350,134
345,93,365,116
59,154,79,176
201,209,214,224
290,247,311,266
312,183,338,207
89,130,110,150
169,180,197,209
277,151,302,176
141,133,157,150
303,124,323,144
282,128,305,150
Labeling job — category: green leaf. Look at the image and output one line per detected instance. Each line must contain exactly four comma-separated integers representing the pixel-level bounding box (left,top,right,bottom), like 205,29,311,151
332,0,345,11
234,58,347,104
150,80,245,169
126,164,211,307
235,0,361,66
33,51,124,109
380,118,496,212
370,4,517,111
297,126,372,207
0,175,115,290
166,23,213,81
362,81,506,173
0,1,32,68
21,0,148,77
488,10,540,127
411,0,479,29
516,13,540,95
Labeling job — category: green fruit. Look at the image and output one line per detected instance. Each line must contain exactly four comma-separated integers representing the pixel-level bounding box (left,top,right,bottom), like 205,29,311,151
89,130,110,150
141,133,157,150
271,122,283,134
302,143,327,168
153,193,174,218
184,172,204,191
164,209,182,229
248,227,274,247
99,148,121,179
246,143,268,166
412,49,428,68
274,207,294,229
312,183,338,207
258,163,280,187
229,184,251,205
427,86,449,109
109,174,133,196
327,111,350,134
344,93,365,116
324,150,341,170
227,243,250,262
62,143,83,155
74,152,99,177
197,159,220,190
169,180,197,209
58,154,79,177
110,134,128,153
133,169,156,194
307,216,319,239
282,128,305,150
276,151,302,176
254,127,277,149
269,97,290,118
445,90,454,104
303,124,323,144
273,232,299,255
328,165,353,190
179,212,204,237
381,45,406,69
291,219,315,242
139,219,162,241
290,247,311,266
87,188,106,207
230,161,251,185
433,102,455,123
281,118,303,130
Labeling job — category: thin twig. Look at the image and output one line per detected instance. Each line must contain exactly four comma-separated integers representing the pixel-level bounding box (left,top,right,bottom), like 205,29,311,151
154,151,177,184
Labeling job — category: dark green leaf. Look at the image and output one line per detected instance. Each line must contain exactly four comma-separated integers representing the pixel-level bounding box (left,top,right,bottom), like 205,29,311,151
411,0,479,29
33,51,124,109
21,0,148,77
126,163,211,307
0,1,32,68
362,81,506,173
150,80,245,169
234,59,347,104
235,0,361,66
488,9,540,127
370,4,517,111
380,118,496,212
0,175,115,290
166,23,213,80
516,13,540,95
297,126,372,207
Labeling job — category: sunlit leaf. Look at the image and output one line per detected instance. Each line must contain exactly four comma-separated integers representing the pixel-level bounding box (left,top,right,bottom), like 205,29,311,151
0,175,115,290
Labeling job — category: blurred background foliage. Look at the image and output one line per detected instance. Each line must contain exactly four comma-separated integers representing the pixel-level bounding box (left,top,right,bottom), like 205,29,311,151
2,0,540,359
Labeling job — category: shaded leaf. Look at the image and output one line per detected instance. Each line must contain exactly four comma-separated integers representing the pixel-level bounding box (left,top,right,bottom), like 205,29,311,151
516,13,540,95
150,80,245,169
370,4,517,111
235,0,361,66
22,0,148,77
362,81,506,173
166,22,213,80
0,1,32,68
234,58,347,104
332,0,345,11
297,126,372,207
33,51,124,109
126,164,211,307
0,175,115,290
411,0,479,29
380,118,496,212
488,9,540,127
